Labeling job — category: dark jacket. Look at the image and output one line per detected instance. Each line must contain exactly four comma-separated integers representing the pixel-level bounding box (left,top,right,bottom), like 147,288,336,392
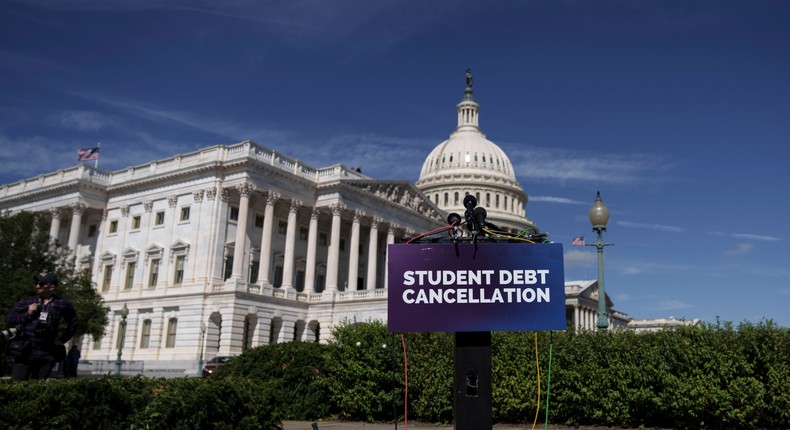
6,294,79,348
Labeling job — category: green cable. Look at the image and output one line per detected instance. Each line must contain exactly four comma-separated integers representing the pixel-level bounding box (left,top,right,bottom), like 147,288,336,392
544,332,553,430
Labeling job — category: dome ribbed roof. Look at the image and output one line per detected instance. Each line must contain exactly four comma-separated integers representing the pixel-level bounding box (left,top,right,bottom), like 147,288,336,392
415,72,534,232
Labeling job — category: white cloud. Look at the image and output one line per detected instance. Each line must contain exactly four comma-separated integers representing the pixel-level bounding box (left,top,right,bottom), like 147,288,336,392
529,196,587,205
54,111,107,131
617,220,683,233
654,298,694,311
564,249,595,267
708,231,781,242
725,243,754,256
507,144,677,185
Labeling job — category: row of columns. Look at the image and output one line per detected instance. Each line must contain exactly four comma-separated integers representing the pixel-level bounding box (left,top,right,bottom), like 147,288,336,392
573,304,611,331
48,202,87,252
228,183,400,293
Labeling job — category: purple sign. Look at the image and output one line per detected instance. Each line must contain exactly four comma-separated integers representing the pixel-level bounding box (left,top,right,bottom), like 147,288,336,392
387,242,566,332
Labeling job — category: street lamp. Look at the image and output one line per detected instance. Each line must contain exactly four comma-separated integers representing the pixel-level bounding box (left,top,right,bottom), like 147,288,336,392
114,303,129,375
197,322,207,376
587,192,613,332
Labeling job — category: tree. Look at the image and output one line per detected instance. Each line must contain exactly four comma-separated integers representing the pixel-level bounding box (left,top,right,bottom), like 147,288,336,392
0,210,108,340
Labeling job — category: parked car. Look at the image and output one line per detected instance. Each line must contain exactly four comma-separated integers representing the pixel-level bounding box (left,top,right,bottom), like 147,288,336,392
202,356,233,377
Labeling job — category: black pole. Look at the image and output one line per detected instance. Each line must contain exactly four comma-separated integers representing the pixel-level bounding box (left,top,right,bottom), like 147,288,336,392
454,331,492,429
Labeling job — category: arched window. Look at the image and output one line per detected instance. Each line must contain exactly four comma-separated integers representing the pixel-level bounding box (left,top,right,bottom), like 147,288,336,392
166,318,178,348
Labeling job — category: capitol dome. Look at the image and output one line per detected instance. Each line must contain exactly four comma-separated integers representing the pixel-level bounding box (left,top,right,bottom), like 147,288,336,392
415,72,536,233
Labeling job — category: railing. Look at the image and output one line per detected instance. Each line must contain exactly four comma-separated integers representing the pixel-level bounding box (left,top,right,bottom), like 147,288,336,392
1,141,370,202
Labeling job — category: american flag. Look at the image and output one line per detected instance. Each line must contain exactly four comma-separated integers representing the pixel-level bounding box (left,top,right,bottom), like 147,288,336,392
572,236,585,246
77,147,100,162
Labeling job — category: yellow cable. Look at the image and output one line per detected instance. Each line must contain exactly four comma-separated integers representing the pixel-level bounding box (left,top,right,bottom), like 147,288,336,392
481,228,536,243
532,332,540,430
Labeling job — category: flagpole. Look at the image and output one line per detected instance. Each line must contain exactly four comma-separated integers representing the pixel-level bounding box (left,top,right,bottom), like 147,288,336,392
94,142,100,169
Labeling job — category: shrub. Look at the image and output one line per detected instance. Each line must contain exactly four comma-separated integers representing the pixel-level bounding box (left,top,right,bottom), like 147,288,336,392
211,341,331,420
326,320,404,422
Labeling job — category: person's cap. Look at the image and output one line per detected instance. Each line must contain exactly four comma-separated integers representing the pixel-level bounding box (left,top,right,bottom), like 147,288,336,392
34,272,58,285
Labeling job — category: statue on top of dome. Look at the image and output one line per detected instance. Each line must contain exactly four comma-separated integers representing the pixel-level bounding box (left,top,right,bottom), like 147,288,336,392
465,68,473,88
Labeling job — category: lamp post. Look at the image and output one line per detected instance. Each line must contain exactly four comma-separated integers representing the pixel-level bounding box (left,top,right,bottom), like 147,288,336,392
587,191,613,332
114,303,129,375
197,322,207,376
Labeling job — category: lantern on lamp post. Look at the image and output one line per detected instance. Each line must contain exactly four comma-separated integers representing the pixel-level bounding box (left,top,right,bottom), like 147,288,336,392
587,192,613,331
114,303,129,375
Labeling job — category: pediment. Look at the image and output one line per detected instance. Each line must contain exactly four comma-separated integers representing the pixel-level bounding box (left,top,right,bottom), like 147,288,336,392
345,180,443,219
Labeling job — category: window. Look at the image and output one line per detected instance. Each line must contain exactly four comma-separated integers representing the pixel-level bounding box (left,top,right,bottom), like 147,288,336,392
273,266,283,288
277,220,287,234
155,211,165,226
109,220,118,234
165,318,177,348
495,195,500,208
148,258,160,287
254,214,264,228
88,224,97,237
92,336,102,350
299,226,308,240
124,262,135,290
249,261,259,284
223,257,233,280
229,206,239,221
319,232,328,247
339,238,346,252
454,192,459,205
295,270,305,292
444,193,448,205
180,206,190,222
140,319,151,348
173,255,185,285
131,216,141,230
316,274,325,293
102,265,113,292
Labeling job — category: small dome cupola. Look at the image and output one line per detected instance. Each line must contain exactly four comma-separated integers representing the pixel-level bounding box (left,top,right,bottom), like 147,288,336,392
457,68,480,131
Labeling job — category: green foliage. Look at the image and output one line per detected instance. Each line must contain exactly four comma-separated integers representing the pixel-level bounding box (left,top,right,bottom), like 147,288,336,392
0,376,281,430
0,210,108,340
133,377,280,429
3,320,787,429
211,341,331,420
326,320,404,422
404,332,453,423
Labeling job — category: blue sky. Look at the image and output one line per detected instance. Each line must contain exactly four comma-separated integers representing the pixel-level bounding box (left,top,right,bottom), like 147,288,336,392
1,0,788,326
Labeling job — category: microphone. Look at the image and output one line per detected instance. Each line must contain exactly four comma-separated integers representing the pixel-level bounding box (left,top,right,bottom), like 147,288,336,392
447,213,462,226
463,195,477,211
447,213,462,239
473,207,487,229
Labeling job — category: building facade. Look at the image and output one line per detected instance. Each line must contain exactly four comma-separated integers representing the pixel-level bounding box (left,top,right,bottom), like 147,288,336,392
1,142,445,374
0,78,632,376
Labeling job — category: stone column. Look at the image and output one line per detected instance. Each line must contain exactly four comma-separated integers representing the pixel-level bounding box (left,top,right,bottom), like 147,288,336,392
258,192,279,286
347,210,364,291
231,182,254,278
365,216,382,290
305,208,320,293
281,199,302,289
325,203,344,292
67,202,86,251
48,207,62,243
384,224,397,289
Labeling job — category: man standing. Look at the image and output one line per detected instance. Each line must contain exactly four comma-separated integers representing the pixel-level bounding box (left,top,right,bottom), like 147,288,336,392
5,272,79,380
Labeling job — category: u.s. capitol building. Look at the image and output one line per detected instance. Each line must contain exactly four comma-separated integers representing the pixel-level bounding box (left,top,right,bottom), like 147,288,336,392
0,76,634,376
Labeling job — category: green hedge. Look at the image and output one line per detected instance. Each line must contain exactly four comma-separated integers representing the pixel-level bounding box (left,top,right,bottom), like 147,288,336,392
1,320,787,429
325,319,790,429
0,377,281,430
